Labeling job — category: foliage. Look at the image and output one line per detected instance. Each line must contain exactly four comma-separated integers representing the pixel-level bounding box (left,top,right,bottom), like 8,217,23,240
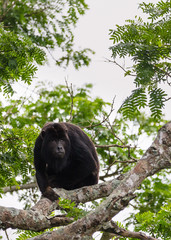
0,0,93,94
0,25,46,95
16,230,44,240
109,0,171,119
59,198,87,220
0,125,38,189
136,173,171,213
134,201,171,240
125,172,171,239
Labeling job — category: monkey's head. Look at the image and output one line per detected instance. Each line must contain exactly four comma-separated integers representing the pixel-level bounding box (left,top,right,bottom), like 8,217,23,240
41,123,71,172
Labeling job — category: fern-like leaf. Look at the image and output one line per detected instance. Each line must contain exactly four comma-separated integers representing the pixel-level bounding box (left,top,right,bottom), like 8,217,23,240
149,88,167,119
119,88,147,119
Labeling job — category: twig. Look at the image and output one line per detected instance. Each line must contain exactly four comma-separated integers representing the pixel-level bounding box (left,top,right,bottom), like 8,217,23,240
104,58,136,77
47,48,57,62
0,137,20,144
154,64,171,78
106,120,125,145
65,79,74,122
103,221,159,240
106,120,138,162
3,100,20,120
95,144,130,149
100,173,120,181
164,96,171,102
3,182,37,194
85,97,115,129
5,230,10,240
0,0,17,22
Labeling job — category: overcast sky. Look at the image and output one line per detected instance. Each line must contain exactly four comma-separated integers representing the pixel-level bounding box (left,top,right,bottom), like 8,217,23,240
1,0,170,239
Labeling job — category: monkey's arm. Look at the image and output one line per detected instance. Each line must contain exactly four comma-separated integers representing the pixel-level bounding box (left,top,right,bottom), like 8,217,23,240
34,138,59,201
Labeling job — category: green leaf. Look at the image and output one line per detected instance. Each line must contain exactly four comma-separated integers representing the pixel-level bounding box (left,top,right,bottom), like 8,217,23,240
109,0,171,118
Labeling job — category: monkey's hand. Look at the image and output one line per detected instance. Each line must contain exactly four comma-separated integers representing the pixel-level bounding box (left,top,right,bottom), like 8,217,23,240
43,186,60,201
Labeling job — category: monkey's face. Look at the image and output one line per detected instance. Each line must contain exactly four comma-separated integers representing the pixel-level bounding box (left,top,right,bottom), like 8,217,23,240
41,125,71,172
46,139,66,159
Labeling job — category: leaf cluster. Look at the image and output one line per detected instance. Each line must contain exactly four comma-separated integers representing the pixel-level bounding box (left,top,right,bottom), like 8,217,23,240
0,124,38,190
125,172,171,239
136,174,171,213
0,0,93,94
59,198,87,220
109,0,171,119
0,25,46,95
134,201,171,240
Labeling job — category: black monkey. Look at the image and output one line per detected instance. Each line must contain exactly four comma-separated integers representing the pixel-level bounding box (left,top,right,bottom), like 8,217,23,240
34,122,99,201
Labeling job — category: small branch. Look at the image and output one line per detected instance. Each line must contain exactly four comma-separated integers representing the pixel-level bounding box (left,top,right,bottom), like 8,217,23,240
106,120,125,145
5,230,10,240
95,144,130,149
47,48,56,61
164,96,171,102
154,64,171,78
65,79,74,122
0,137,20,145
3,100,20,120
102,221,159,240
96,140,138,162
166,78,171,86
0,0,17,22
84,97,115,129
114,159,137,163
100,172,121,181
104,58,136,77
106,120,138,161
2,182,37,194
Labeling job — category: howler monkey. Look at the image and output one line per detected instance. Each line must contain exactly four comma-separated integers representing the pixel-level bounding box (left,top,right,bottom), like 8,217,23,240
34,122,99,201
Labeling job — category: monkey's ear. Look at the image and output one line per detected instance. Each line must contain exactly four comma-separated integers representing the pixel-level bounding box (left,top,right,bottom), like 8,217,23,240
41,130,46,139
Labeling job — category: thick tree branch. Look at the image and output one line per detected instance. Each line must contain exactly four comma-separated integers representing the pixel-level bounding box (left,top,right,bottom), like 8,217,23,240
0,205,72,231
53,178,122,204
0,179,123,231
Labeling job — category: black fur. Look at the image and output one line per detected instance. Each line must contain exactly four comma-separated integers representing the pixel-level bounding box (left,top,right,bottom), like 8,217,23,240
34,122,99,201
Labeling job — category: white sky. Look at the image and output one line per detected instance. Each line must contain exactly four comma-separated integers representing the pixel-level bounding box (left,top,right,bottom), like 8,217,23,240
1,0,171,239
